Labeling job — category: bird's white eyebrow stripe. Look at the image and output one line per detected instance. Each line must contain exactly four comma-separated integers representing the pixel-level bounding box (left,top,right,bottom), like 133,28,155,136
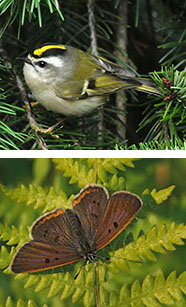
34,56,63,68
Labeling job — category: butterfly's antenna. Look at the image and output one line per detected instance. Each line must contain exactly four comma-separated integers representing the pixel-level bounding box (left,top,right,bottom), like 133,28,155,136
96,254,110,261
95,262,100,307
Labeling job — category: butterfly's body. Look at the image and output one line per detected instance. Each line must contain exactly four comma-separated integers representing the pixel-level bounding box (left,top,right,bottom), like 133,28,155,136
58,208,97,260
11,185,142,274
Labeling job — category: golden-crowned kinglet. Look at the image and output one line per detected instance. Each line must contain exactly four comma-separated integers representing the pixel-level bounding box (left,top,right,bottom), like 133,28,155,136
23,43,160,116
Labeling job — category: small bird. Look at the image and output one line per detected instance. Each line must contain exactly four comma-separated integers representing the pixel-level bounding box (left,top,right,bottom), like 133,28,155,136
23,43,160,117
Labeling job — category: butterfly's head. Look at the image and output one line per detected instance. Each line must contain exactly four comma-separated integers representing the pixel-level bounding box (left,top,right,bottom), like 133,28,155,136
85,251,97,264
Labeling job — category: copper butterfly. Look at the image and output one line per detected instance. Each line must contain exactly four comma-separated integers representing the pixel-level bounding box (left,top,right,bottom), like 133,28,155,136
11,184,142,273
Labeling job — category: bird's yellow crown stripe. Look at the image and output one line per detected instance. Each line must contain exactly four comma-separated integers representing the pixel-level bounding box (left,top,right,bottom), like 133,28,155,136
33,45,66,56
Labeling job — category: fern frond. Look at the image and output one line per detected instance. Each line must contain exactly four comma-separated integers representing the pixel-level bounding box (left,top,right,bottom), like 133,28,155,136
0,184,69,212
143,185,176,204
119,270,186,306
3,296,48,307
0,245,15,270
110,222,186,267
12,267,96,306
9,262,186,306
0,224,28,245
6,221,186,305
53,158,138,190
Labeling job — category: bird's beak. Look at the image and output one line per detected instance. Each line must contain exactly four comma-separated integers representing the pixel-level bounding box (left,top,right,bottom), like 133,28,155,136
17,57,32,65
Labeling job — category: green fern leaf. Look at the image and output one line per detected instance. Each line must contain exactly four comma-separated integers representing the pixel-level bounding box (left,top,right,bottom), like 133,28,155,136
34,276,52,293
109,290,118,306
110,222,186,268
131,280,142,307
27,301,38,307
60,272,75,300
54,159,96,187
72,285,84,303
53,158,137,189
118,270,186,306
177,271,186,295
0,245,13,269
47,275,65,298
24,275,40,289
119,283,130,306
100,286,109,305
0,184,68,211
154,271,174,304
166,271,184,302
142,275,160,307
0,224,28,245
151,185,175,204
83,289,95,307
4,297,47,307
4,296,14,307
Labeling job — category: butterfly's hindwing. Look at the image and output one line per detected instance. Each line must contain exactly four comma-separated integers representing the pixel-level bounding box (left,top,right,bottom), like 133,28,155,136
95,191,142,250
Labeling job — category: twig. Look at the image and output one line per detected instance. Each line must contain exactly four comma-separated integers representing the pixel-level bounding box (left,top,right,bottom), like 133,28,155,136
95,262,100,307
15,74,48,149
163,104,169,142
115,1,128,140
0,41,48,149
87,0,104,143
87,0,98,56
146,0,159,68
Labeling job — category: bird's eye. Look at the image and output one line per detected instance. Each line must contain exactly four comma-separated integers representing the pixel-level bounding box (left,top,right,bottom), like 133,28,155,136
37,61,46,68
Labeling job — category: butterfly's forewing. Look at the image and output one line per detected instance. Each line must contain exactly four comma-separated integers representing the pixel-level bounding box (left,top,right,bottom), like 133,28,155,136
11,241,81,273
72,185,108,248
31,209,73,245
95,191,142,250
11,209,82,273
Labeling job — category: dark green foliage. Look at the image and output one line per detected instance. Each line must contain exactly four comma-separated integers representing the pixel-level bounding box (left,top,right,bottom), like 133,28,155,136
0,158,186,306
0,0,185,149
138,67,186,144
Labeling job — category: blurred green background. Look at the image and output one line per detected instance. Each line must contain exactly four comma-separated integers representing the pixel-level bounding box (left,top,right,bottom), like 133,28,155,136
0,158,186,306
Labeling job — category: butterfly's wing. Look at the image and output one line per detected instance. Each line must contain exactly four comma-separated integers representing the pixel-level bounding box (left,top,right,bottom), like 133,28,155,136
11,240,81,273
72,185,108,249
95,191,142,250
11,209,82,273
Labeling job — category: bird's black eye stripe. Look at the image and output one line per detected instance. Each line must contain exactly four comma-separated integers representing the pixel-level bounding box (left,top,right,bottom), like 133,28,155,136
36,61,47,68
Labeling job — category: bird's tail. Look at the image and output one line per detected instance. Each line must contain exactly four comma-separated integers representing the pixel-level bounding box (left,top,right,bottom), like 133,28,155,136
133,77,161,95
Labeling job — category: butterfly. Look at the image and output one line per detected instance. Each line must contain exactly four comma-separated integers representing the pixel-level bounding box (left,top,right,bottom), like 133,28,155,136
11,184,142,273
